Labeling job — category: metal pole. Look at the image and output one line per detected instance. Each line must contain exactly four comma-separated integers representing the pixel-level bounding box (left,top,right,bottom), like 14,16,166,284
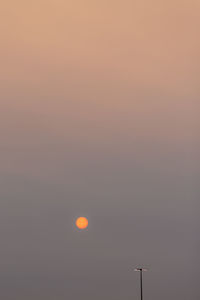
140,269,143,300
134,268,147,300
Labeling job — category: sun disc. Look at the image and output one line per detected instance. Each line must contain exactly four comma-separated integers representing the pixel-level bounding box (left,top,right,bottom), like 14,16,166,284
76,217,88,229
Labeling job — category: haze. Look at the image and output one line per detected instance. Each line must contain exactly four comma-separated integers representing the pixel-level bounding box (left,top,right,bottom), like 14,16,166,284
0,1,199,300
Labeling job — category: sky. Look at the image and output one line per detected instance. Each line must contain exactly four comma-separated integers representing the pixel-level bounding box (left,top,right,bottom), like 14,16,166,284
0,1,199,300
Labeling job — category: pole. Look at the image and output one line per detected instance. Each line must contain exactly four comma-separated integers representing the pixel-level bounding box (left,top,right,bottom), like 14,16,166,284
140,269,143,300
134,268,147,300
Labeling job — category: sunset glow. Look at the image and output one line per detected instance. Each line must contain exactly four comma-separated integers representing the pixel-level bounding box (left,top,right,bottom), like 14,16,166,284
0,1,199,299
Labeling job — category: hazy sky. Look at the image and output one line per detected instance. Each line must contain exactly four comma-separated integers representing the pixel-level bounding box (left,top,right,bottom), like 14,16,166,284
0,1,199,300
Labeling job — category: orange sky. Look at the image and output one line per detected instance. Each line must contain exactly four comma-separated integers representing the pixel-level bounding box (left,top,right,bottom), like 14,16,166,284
0,2,199,300
0,0,199,161
1,0,199,91
1,0,199,180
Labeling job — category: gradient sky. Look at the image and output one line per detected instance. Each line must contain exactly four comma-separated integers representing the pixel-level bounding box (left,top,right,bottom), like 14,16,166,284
0,1,199,300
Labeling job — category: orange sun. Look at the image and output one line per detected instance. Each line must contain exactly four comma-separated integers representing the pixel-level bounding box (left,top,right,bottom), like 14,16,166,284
76,217,88,229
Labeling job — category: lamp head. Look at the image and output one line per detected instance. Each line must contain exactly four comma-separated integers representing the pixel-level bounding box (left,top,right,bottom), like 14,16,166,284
134,268,148,271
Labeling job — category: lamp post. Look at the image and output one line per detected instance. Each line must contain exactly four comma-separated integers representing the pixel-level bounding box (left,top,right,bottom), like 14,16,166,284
134,268,147,300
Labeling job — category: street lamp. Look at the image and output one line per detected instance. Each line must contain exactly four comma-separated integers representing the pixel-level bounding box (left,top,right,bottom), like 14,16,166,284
134,268,147,300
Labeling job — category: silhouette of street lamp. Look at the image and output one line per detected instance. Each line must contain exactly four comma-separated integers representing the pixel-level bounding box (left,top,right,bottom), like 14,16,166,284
134,268,147,300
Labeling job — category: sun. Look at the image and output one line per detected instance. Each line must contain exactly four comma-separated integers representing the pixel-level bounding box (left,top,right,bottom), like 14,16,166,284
76,217,88,229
